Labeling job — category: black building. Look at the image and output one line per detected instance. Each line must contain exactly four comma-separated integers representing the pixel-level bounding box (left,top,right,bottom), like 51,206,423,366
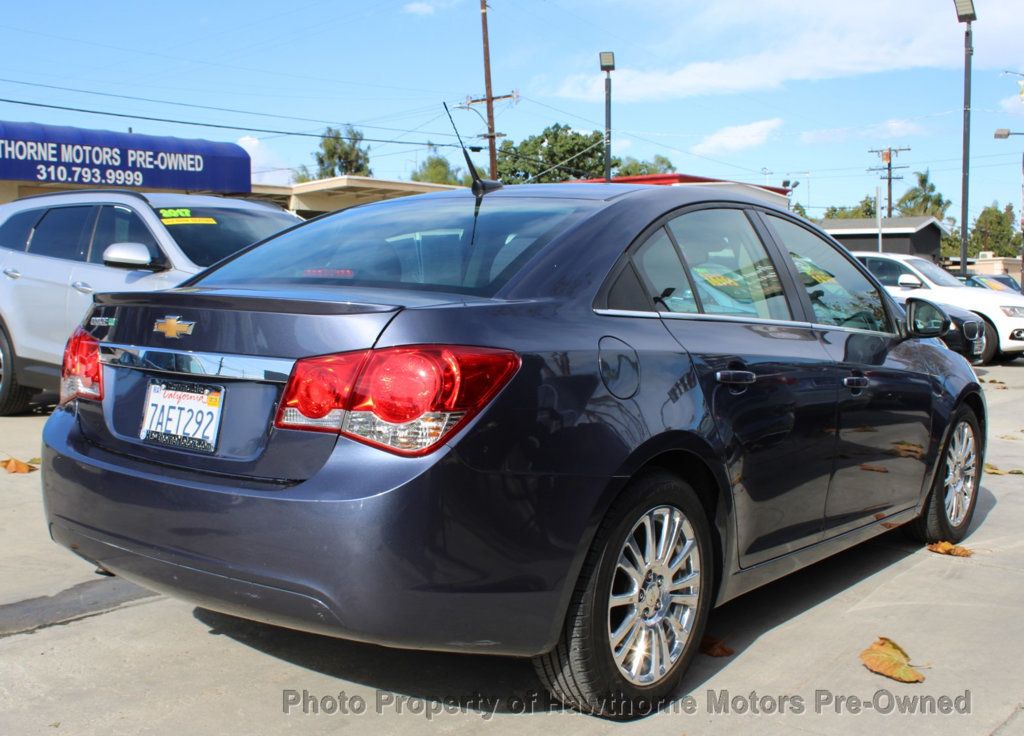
821,216,948,261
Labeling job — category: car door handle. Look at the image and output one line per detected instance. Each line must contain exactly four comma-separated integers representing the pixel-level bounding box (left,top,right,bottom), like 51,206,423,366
716,370,757,385
71,281,94,294
2,268,20,279
843,376,870,390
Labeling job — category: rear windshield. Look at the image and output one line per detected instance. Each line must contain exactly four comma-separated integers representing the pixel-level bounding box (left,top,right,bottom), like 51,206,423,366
195,196,593,296
155,206,300,267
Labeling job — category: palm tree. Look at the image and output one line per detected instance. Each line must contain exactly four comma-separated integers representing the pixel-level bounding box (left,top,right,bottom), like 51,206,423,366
897,170,951,218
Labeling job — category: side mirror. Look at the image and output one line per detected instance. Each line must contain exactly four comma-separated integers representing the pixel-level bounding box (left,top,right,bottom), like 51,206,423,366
897,273,924,289
905,297,950,339
103,242,156,269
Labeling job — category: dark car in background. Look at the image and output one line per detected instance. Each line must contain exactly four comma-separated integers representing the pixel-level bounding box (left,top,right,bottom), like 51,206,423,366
41,184,985,717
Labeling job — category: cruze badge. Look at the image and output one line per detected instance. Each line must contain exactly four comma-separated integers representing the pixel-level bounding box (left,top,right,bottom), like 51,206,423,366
152,316,195,339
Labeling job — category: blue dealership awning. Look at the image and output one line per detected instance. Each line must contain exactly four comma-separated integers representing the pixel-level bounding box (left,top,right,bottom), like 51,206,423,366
0,121,251,193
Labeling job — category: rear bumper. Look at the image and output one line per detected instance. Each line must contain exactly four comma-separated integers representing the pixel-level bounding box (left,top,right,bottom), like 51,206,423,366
42,407,611,656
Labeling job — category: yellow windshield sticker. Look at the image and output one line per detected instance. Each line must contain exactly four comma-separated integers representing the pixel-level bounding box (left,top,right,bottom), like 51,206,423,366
161,217,217,225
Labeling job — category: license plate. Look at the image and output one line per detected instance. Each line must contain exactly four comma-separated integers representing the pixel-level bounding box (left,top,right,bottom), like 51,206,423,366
140,380,224,453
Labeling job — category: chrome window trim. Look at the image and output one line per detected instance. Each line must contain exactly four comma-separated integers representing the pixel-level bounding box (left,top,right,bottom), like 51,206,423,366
99,343,295,383
594,307,900,337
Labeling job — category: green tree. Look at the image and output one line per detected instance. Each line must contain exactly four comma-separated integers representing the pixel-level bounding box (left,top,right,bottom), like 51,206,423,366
312,125,372,178
292,164,313,184
940,218,961,258
615,154,676,177
790,201,809,219
969,202,1023,257
496,124,615,183
410,151,470,186
897,170,951,218
823,195,876,219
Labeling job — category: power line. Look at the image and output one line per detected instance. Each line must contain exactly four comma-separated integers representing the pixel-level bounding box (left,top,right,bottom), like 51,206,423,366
0,77,458,139
0,97,463,149
868,147,910,217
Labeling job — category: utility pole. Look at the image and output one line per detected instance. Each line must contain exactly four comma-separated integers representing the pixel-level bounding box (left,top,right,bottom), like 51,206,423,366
868,147,910,217
478,0,498,179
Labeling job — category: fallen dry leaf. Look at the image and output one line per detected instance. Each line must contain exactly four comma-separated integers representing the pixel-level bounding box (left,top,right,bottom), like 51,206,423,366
859,637,925,683
1010,469,1024,476
927,541,973,557
700,635,734,657
992,385,1008,390
3,457,36,474
999,435,1022,442
890,441,925,459
988,379,1005,384
985,463,1008,476
859,464,889,473
27,457,41,465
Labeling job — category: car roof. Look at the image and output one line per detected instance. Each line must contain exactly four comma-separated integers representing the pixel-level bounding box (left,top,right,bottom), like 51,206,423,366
850,251,922,262
5,188,290,214
395,181,783,209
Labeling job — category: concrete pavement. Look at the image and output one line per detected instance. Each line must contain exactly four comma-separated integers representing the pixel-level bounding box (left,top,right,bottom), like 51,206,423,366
2,369,1023,735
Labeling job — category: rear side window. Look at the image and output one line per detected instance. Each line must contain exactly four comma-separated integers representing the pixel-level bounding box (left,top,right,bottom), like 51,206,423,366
606,264,651,311
197,197,593,296
90,205,161,264
26,206,95,261
667,209,791,320
634,228,696,313
0,209,41,251
767,215,892,332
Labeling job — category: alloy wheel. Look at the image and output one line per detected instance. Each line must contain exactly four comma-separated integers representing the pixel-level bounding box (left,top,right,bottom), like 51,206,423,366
608,505,701,686
944,420,977,527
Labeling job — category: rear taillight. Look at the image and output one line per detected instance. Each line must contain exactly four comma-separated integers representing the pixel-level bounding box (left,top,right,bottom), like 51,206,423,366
275,345,520,456
60,327,103,405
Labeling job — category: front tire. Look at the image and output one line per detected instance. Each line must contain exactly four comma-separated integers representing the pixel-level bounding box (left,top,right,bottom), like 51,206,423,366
0,329,36,416
534,470,713,718
977,320,998,365
906,406,982,543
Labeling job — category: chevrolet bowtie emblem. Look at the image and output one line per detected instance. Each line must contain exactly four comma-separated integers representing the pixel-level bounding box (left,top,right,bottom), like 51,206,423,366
153,315,195,339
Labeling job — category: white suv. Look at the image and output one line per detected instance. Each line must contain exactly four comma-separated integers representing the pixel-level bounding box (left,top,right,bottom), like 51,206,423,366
856,251,1024,364
0,190,300,414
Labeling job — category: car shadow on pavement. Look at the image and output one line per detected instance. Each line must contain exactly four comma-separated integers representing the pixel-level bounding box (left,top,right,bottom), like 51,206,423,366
191,486,996,720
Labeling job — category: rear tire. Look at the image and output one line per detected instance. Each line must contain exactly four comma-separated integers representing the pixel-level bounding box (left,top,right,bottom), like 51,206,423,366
0,329,36,416
533,470,713,719
905,406,982,544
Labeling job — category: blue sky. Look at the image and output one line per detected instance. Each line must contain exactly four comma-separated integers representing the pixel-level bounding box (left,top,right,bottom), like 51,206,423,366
1,0,1023,227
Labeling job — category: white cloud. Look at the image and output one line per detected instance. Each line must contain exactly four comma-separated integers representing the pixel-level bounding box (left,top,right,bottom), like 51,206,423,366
800,118,924,145
403,2,435,15
554,1,1023,102
236,136,293,186
691,118,782,156
1000,93,1024,117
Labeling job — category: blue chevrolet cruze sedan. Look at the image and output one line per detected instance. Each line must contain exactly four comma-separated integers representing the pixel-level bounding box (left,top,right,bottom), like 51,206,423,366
41,184,984,717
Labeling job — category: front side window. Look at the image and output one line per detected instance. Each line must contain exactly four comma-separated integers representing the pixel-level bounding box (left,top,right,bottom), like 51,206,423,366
26,206,94,261
668,209,791,320
90,205,161,264
768,215,891,332
197,197,593,296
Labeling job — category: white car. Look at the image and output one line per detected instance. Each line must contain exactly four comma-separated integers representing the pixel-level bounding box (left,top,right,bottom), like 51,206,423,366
0,190,300,414
856,251,1024,364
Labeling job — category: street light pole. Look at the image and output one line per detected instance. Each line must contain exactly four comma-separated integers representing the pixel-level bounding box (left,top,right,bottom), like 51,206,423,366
599,52,615,183
959,20,973,276
955,0,977,276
